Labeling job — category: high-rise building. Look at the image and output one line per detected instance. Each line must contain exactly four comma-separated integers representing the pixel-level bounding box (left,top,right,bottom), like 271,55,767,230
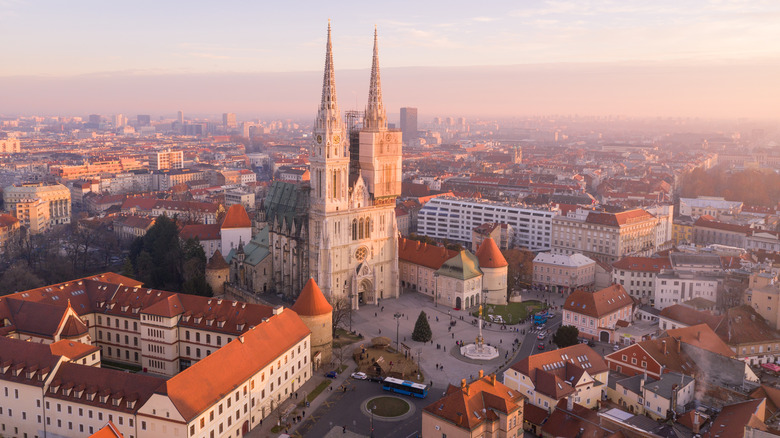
88,114,101,129
136,114,151,126
223,112,237,129
150,149,184,170
177,110,184,125
399,107,418,144
112,114,124,128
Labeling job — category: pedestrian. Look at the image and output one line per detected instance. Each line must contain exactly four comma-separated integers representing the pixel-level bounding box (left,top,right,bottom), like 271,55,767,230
378,328,381,334
343,425,347,433
295,392,298,399
375,312,377,317
303,411,306,417
382,306,384,311
436,316,439,322
451,333,454,339
444,346,446,352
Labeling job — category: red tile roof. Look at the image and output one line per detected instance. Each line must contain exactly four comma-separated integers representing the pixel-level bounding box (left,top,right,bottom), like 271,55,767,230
475,238,508,268
664,323,735,357
398,237,458,270
659,305,724,331
89,421,124,438
612,256,671,272
703,399,767,438
0,213,19,228
180,223,221,241
563,285,633,319
542,399,614,438
291,278,332,316
49,340,99,361
206,250,229,270
0,337,63,387
163,308,310,422
586,209,654,227
694,217,752,234
221,204,251,228
714,305,780,347
510,344,608,381
423,373,524,431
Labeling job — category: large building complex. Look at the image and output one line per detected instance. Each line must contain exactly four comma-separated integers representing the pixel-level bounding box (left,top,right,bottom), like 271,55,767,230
417,197,556,251
0,272,327,438
3,182,72,228
551,208,661,263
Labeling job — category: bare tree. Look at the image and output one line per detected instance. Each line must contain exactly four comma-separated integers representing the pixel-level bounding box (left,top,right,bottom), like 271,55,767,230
331,297,352,337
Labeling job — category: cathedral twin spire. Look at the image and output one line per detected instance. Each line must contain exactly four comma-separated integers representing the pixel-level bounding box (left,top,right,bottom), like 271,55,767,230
316,22,386,133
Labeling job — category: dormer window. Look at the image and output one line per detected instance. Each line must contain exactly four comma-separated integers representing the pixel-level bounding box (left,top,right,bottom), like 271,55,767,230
112,399,120,406
64,388,72,396
121,305,129,312
194,317,202,324
206,318,214,326
86,393,95,401
100,395,108,403
182,315,190,322
217,321,225,328
133,307,140,314
127,400,136,409
237,324,245,331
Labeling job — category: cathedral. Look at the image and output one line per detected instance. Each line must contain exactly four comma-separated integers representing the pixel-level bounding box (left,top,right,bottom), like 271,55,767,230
263,24,402,308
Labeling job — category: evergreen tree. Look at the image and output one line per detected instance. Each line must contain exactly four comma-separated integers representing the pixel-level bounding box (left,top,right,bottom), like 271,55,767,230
412,311,432,342
553,325,580,348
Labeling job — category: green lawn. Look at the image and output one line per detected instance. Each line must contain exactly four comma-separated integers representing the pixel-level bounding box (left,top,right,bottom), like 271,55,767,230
367,396,411,417
471,300,548,325
101,360,142,373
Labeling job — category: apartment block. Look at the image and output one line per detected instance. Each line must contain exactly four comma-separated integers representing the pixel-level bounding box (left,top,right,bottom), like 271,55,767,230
417,197,555,251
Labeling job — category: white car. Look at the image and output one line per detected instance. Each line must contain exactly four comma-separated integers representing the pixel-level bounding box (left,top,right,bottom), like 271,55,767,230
351,372,367,380
613,344,621,351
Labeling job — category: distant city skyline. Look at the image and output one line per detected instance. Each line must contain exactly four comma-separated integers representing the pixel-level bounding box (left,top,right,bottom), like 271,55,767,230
1,1,779,119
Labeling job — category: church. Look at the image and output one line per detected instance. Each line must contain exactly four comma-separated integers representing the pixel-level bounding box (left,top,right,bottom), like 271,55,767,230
261,24,402,309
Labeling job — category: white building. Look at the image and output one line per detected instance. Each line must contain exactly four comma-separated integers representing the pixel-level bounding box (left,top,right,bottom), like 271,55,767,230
653,271,720,310
533,252,596,293
225,189,256,211
150,149,184,171
417,197,556,251
680,196,742,219
3,182,71,227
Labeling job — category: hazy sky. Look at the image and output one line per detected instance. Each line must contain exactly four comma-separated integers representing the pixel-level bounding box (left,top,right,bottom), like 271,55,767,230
1,0,779,119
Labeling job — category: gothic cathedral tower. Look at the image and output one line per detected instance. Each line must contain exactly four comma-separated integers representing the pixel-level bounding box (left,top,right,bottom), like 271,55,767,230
309,24,401,308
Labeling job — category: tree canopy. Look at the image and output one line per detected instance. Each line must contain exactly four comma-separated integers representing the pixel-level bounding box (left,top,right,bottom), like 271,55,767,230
553,325,580,348
129,215,212,296
681,166,780,208
412,311,432,343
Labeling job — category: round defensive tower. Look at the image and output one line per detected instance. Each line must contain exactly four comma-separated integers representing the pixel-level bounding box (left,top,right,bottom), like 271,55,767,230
205,249,230,295
475,238,509,305
291,278,333,366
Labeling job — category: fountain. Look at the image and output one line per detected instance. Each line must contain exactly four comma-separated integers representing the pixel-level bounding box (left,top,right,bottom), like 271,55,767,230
460,305,499,360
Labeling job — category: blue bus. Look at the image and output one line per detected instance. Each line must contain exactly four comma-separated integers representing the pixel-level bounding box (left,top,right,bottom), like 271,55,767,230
382,377,429,398
533,313,548,325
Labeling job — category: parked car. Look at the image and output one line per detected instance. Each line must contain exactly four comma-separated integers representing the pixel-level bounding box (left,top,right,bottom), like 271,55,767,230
368,375,383,382
537,332,547,340
537,343,545,350
613,344,620,351
325,371,338,378
588,340,595,347
350,372,367,380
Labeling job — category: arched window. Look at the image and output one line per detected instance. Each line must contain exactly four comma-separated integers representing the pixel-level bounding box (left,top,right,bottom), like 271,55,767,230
352,220,358,240
364,218,370,238
359,218,365,239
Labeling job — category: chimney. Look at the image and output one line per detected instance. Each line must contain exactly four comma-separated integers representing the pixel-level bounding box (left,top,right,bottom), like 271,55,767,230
461,378,467,388
478,370,484,379
693,411,701,434
696,331,701,341
677,337,681,354
662,340,667,355
567,395,574,411
640,375,646,393
490,374,496,386
457,412,463,425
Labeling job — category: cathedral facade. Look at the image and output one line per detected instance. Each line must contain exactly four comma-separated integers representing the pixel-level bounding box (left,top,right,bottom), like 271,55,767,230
266,24,402,308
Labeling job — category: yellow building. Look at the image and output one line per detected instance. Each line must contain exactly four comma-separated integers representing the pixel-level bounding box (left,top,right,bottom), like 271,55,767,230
0,213,20,251
750,283,780,331
672,218,694,245
14,198,51,234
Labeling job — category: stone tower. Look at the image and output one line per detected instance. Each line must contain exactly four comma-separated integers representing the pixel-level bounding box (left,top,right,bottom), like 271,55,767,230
475,238,509,305
291,278,333,365
205,249,230,295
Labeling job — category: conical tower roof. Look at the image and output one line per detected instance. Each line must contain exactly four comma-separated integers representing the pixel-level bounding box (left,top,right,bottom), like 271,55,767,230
475,238,508,268
291,278,333,316
221,204,251,229
206,249,229,270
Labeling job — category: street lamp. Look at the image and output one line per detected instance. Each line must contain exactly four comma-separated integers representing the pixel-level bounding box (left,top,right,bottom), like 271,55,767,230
369,404,376,437
394,313,402,353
